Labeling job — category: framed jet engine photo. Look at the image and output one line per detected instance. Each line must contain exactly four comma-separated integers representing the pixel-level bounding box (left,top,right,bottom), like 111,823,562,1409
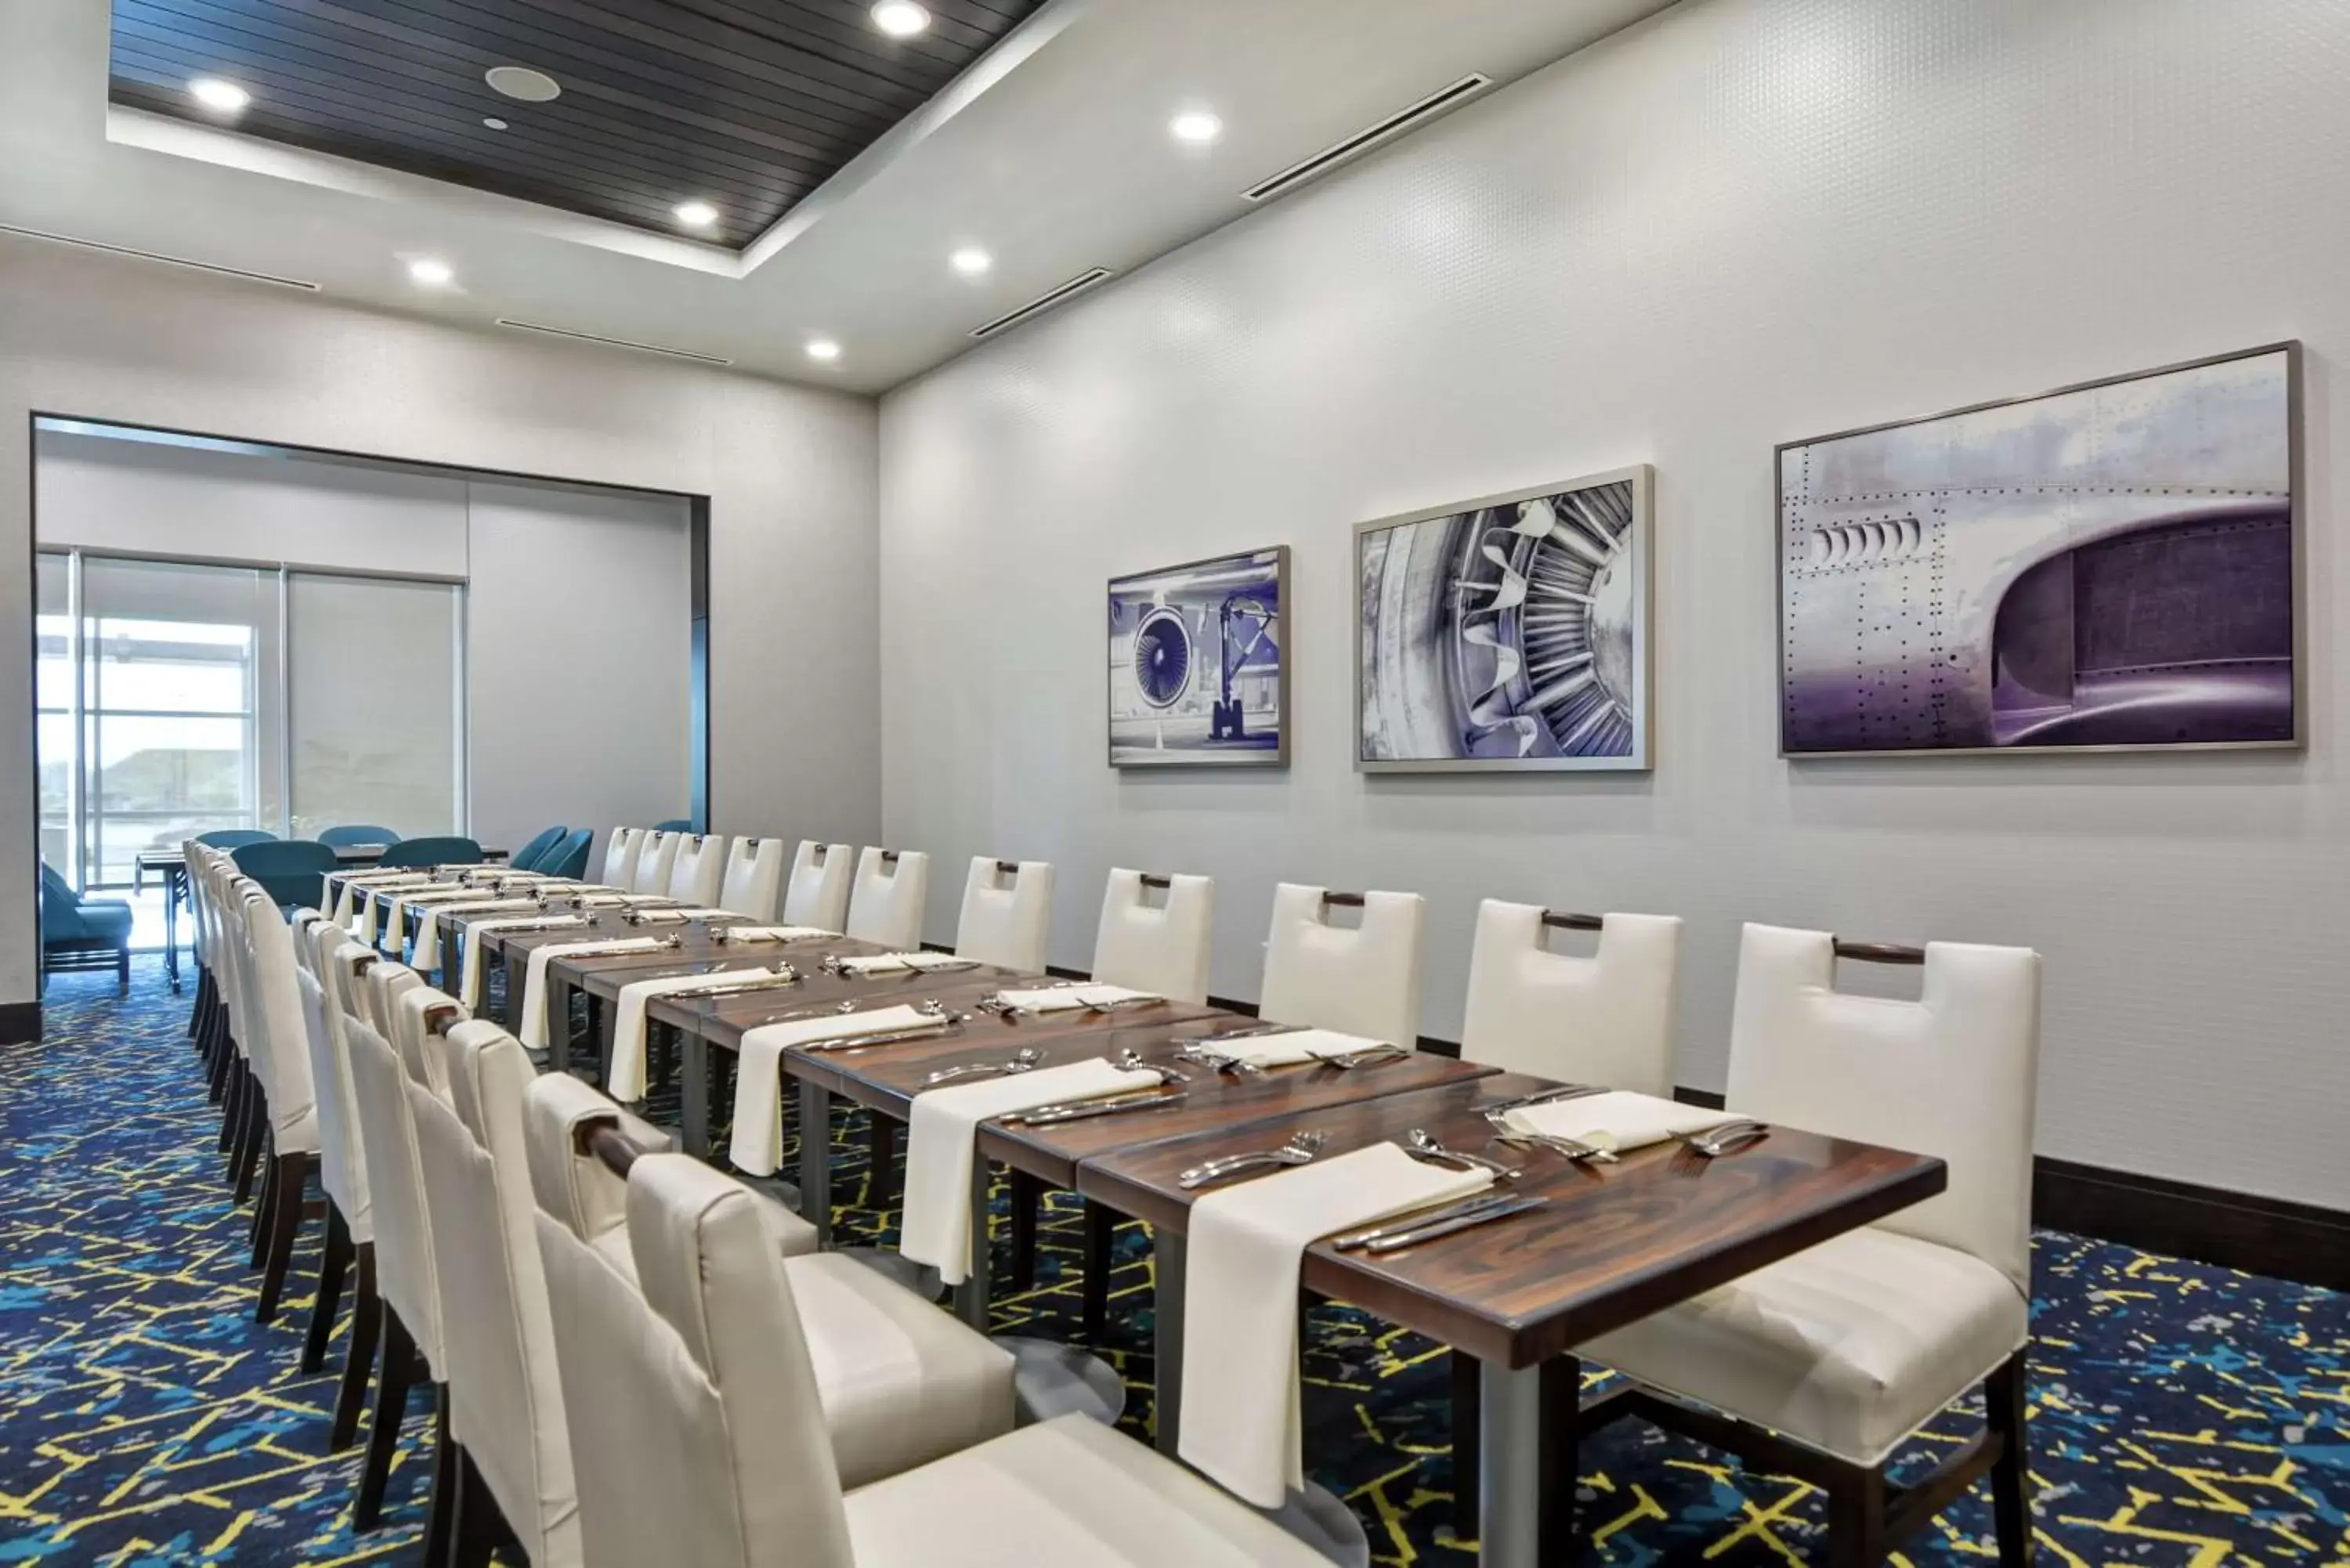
1355,465,1653,772
1108,546,1289,768
1777,342,2301,757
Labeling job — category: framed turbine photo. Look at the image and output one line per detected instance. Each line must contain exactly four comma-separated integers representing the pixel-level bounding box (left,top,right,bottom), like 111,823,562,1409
1108,545,1289,768
1355,465,1653,772
1777,342,2301,757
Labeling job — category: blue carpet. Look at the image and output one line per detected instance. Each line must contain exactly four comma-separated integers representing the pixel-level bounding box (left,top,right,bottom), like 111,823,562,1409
2,959,2345,1565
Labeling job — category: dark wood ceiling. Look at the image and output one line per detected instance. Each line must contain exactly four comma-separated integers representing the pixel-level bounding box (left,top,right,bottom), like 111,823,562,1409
107,0,1043,250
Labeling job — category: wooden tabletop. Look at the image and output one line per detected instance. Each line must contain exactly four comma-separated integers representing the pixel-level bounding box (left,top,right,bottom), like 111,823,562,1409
1078,1071,1946,1366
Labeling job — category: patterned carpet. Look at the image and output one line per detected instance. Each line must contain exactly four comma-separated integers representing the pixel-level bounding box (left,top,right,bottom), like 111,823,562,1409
2,959,2345,1566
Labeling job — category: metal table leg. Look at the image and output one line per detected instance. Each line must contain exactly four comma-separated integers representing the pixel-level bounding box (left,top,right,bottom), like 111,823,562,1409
1477,1357,1578,1568
680,1031,710,1158
798,1080,833,1247
164,864,185,992
953,1153,993,1330
1155,1229,1185,1457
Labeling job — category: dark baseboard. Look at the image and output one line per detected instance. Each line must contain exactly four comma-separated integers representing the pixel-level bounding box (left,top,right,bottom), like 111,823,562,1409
0,999,38,1045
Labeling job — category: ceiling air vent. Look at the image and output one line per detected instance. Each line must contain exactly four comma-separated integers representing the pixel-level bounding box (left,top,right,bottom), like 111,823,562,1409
494,319,734,366
0,223,320,290
1242,74,1493,204
971,267,1115,340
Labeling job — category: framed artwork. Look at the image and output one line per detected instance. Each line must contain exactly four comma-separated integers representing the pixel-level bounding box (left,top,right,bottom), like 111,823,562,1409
1779,342,2301,757
1108,545,1289,768
1355,465,1653,772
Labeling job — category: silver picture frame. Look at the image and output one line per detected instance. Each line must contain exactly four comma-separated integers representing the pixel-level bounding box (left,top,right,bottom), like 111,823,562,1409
1354,464,1654,773
1107,544,1292,768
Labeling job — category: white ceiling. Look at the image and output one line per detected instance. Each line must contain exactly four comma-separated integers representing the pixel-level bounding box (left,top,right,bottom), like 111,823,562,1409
0,0,1675,395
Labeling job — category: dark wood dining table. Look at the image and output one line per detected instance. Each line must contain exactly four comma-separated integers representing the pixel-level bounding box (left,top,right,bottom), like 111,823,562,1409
449,909,1947,1568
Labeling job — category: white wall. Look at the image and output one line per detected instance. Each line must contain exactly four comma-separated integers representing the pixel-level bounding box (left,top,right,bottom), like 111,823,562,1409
879,0,2350,1209
0,237,882,1013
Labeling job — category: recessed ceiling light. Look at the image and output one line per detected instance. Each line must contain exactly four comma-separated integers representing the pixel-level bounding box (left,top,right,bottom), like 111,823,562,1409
805,338,842,362
485,65,562,103
1170,110,1223,145
950,247,992,277
482,117,508,131
189,78,250,114
870,2,930,38
673,200,720,229
407,258,454,287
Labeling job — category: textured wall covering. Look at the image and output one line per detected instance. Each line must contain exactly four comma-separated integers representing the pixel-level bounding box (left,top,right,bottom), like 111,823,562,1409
878,0,2350,1208
0,237,883,1014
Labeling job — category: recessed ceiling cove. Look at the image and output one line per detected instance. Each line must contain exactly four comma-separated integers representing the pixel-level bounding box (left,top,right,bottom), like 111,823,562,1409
105,0,1045,251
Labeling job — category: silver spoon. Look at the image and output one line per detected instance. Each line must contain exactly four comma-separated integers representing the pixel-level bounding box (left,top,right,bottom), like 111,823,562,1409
1405,1127,1522,1180
924,1047,1043,1086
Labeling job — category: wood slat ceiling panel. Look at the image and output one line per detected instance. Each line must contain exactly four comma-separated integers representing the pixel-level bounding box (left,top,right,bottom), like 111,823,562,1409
107,0,1044,249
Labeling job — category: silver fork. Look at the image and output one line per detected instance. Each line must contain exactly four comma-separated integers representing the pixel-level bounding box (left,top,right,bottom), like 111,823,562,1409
924,1047,1043,1086
1405,1128,1522,1180
1114,1046,1189,1086
1481,1107,1619,1164
1177,1131,1327,1188
1322,1042,1409,1070
1669,1119,1772,1157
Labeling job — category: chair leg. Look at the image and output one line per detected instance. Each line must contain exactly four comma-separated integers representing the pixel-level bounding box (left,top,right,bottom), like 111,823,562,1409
219,1059,244,1153
330,1245,380,1451
1009,1169,1043,1289
231,1087,266,1205
117,947,129,993
1450,1349,1480,1539
424,1387,458,1566
353,1306,417,1533
1825,1461,1889,1568
206,1014,233,1104
255,1150,312,1324
450,1440,511,1568
1985,1350,2033,1566
1081,1199,1115,1345
186,967,208,1039
302,1201,354,1373
248,1141,277,1263
864,1111,900,1205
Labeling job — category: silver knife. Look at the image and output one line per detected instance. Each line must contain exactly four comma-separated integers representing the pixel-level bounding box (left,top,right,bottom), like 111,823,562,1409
1002,1091,1188,1125
1363,1196,1549,1255
1482,1084,1606,1115
1177,1023,1300,1046
1329,1192,1519,1250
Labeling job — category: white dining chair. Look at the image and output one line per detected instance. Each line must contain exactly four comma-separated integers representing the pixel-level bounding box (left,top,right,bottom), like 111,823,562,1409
526,1075,1018,1494
1459,900,1682,1093
1090,869,1214,1004
631,830,683,896
233,881,326,1328
533,1151,1331,1568
596,827,643,889
665,833,727,906
404,1012,584,1566
717,836,786,919
1580,923,2041,1566
1257,883,1426,1046
336,954,456,1545
783,841,854,930
844,848,929,951
292,916,371,1402
953,858,1054,971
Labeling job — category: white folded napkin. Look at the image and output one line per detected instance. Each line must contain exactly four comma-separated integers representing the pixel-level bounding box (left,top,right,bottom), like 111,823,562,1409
728,1004,938,1178
1193,1026,1396,1069
520,938,671,1049
414,898,540,972
714,925,841,944
1502,1089,1743,1154
1180,1144,1491,1506
607,965,786,1102
900,1058,1163,1286
458,915,589,1008
617,906,740,924
989,983,1163,1013
831,950,974,977
331,873,432,926
385,886,501,945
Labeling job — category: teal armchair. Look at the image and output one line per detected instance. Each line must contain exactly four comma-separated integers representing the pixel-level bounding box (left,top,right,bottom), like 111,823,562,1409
41,862,132,992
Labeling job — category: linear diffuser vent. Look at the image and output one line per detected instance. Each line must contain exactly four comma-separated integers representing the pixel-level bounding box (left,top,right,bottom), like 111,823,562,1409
971,268,1115,340
0,223,320,290
494,318,734,366
1242,74,1493,204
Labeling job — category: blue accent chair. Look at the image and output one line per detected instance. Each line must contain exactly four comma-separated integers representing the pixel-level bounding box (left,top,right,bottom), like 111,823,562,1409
653,818,694,833
373,835,483,869
540,828,593,880
512,826,568,871
231,840,338,913
41,862,132,992
196,829,277,849
319,824,402,849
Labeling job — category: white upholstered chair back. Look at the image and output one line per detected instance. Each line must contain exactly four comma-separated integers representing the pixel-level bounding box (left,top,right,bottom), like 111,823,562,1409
598,827,642,889
631,831,682,896
533,1149,855,1568
183,842,212,970
782,841,853,930
1459,901,1682,1094
717,836,785,920
406,1016,581,1566
213,863,253,1064
953,858,1054,971
295,920,367,1237
1726,923,2042,1292
1090,869,1213,1004
1258,883,1425,1046
525,1072,635,1266
667,834,726,907
338,952,446,1373
844,848,928,951
240,883,321,1152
